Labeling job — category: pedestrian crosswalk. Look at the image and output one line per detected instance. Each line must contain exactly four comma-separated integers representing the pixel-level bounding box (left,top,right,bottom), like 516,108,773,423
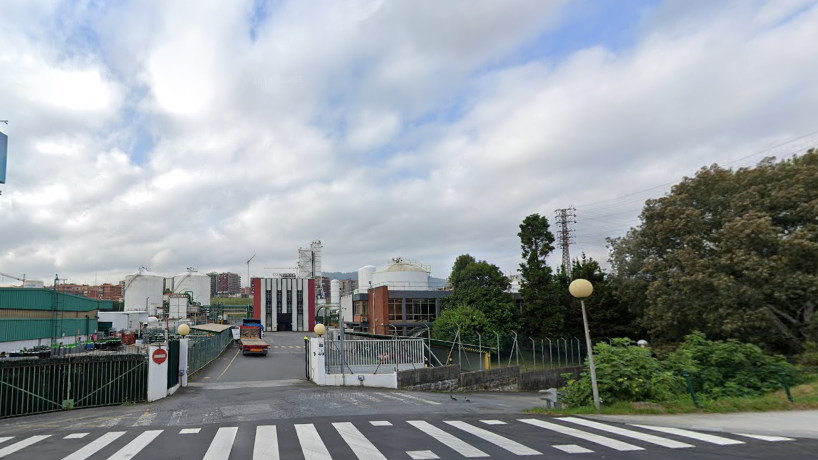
0,417,798,459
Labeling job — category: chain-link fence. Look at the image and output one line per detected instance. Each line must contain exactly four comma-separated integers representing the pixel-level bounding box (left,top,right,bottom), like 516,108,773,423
187,329,232,375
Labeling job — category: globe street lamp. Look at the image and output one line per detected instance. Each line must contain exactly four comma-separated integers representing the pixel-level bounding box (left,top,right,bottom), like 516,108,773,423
569,278,600,412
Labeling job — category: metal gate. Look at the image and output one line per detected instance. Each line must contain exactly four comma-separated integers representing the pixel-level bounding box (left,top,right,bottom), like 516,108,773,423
0,354,148,419
167,339,180,389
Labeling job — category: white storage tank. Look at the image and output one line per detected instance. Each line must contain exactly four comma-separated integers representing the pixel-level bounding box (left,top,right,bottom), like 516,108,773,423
371,259,430,291
124,268,164,315
173,269,211,306
330,279,340,304
358,265,376,291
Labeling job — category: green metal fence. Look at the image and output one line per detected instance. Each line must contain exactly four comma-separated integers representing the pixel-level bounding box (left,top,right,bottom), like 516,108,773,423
187,330,233,376
0,354,148,419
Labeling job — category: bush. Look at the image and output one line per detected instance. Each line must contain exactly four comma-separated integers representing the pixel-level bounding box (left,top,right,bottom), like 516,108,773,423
665,332,800,398
561,338,684,407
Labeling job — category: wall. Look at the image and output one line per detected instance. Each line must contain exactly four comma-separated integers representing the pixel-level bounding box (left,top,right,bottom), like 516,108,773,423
459,366,519,392
308,337,397,388
518,366,583,391
398,365,460,391
368,286,389,335
147,345,169,402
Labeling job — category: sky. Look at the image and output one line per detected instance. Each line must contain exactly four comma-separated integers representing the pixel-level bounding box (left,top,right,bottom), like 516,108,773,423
1,0,817,287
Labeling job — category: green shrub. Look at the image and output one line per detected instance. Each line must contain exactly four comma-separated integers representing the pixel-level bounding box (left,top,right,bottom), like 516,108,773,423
561,338,684,407
666,332,800,398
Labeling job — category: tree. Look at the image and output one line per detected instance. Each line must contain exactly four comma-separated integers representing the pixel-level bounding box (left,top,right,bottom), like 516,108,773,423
609,151,818,353
435,255,518,342
517,213,559,337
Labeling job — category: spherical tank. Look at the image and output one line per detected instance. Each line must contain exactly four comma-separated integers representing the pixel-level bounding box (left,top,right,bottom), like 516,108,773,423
173,271,211,306
330,279,340,303
124,270,164,315
358,265,376,290
371,263,429,290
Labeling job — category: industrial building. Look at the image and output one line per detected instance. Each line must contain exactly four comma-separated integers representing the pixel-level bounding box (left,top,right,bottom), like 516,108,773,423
252,276,316,332
0,287,111,354
340,258,451,335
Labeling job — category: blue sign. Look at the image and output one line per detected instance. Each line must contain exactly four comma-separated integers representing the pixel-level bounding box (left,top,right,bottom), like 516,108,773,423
0,131,6,184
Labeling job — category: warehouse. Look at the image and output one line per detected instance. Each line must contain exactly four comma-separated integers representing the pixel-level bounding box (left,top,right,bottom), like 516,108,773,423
0,287,111,354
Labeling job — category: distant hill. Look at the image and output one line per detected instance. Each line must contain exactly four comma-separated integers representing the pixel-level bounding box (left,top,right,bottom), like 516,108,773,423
322,272,357,280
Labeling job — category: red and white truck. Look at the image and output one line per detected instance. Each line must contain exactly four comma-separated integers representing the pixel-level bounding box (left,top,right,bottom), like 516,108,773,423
239,319,269,356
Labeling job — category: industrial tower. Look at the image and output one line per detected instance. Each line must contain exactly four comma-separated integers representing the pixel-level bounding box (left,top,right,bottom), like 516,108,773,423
555,207,576,277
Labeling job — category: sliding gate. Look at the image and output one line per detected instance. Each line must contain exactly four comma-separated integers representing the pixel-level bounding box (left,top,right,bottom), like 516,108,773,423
0,354,148,419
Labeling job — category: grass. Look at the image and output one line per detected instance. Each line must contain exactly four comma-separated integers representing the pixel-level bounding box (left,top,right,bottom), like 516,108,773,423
527,379,818,415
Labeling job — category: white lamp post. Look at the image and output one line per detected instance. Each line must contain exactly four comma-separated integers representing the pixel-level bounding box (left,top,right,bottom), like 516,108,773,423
569,278,600,412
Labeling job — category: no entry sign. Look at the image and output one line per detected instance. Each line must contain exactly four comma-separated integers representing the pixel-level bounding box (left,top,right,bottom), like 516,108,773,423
152,348,167,365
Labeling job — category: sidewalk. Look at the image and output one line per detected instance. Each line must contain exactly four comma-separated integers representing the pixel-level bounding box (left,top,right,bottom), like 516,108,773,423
589,410,818,439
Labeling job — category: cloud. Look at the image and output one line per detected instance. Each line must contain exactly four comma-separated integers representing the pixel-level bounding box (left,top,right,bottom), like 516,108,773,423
1,0,817,289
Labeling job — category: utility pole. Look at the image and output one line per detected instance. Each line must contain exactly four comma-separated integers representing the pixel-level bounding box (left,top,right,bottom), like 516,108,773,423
555,207,576,277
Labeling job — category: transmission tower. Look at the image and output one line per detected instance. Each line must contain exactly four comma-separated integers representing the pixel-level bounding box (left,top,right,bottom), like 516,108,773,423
555,207,576,277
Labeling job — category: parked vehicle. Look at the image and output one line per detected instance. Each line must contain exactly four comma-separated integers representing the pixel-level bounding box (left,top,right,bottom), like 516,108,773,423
239,319,269,356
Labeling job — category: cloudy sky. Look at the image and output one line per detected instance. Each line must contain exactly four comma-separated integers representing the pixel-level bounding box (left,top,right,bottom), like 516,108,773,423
1,0,817,287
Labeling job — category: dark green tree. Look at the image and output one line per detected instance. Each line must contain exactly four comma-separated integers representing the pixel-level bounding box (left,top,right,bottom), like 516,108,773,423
609,150,818,353
517,213,560,338
435,255,518,342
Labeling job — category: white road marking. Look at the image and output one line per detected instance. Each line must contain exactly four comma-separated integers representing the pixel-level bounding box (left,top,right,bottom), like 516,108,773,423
63,433,89,439
559,417,694,449
518,419,643,452
0,438,11,445
377,393,407,402
630,424,744,446
106,430,163,460
553,444,594,454
62,432,125,460
132,412,157,427
735,433,794,442
0,435,50,458
396,393,442,405
169,410,187,426
100,416,123,428
254,425,279,460
445,421,541,455
202,427,238,460
179,428,201,434
408,421,489,458
370,421,392,426
333,422,388,460
295,424,332,460
480,420,507,425
407,450,439,459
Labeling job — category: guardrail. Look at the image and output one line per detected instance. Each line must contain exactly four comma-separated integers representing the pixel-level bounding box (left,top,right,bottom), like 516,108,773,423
325,338,425,374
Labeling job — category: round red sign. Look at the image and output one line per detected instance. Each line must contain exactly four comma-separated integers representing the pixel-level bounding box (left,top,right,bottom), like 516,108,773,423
152,349,167,365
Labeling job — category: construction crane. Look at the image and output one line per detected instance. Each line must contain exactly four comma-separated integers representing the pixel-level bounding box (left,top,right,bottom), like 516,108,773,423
0,271,25,284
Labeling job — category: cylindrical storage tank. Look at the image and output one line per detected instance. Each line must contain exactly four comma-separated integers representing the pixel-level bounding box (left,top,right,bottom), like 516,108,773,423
330,279,340,304
358,265,376,291
173,271,211,306
124,270,164,316
371,263,429,290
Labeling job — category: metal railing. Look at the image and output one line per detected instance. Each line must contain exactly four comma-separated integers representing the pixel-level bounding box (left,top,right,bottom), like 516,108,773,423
0,354,148,419
187,330,233,376
325,338,425,374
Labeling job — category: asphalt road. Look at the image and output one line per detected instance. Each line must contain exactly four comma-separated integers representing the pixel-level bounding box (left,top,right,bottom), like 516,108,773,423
1,332,816,459
1,412,816,459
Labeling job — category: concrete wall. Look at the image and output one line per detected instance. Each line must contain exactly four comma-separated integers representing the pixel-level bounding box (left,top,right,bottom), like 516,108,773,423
147,345,168,402
396,365,585,393
518,366,583,391
398,365,460,391
459,366,519,392
308,337,397,388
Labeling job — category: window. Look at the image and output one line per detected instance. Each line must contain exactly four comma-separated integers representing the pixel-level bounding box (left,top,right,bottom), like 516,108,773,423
276,290,283,315
297,289,303,331
405,298,436,322
388,298,402,321
354,300,368,316
265,290,273,330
